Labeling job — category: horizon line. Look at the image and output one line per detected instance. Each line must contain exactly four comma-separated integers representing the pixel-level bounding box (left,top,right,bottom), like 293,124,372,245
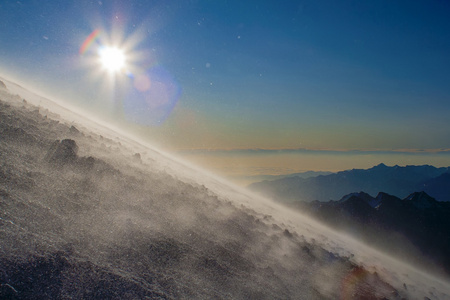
177,147,450,156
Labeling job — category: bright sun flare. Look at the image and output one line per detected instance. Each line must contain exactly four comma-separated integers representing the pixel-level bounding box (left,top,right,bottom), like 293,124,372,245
98,46,126,73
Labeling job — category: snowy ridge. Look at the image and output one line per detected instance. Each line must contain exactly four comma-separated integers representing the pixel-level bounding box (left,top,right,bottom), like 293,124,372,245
1,77,450,299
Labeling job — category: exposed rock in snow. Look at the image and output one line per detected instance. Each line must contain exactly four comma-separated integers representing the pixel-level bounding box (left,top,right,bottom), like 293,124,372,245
1,76,449,299
45,139,79,164
69,125,80,136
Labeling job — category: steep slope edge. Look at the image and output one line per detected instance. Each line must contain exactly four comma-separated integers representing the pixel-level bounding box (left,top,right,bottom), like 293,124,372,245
1,78,449,299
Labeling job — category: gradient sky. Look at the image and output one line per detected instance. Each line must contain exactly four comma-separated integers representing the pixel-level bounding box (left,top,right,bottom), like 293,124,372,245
1,0,450,183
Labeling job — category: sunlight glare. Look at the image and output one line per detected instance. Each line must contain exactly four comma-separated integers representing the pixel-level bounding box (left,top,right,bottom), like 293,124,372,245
98,46,126,73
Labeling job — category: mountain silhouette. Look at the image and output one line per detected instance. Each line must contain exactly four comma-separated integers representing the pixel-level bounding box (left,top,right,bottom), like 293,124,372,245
249,163,450,202
295,191,450,276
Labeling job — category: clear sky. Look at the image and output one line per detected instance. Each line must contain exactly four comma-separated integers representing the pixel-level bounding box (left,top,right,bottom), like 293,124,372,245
1,0,450,184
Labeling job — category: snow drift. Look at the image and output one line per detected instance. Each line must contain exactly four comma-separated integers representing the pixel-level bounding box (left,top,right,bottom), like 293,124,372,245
1,78,449,299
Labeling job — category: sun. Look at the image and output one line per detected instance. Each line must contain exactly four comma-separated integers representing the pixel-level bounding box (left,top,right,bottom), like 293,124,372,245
98,46,126,73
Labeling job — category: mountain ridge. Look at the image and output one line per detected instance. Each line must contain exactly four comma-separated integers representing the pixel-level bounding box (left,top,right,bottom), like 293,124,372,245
249,163,450,202
295,191,450,276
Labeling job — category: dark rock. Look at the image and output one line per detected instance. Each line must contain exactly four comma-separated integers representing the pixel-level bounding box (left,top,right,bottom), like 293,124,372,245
69,125,80,136
283,229,293,238
45,139,79,165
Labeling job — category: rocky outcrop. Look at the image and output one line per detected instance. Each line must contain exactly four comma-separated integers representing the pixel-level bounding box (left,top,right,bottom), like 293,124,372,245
69,125,80,136
45,139,79,165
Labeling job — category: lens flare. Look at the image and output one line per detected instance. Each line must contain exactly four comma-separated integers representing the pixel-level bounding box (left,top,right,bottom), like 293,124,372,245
78,25,181,125
79,29,101,55
123,66,181,126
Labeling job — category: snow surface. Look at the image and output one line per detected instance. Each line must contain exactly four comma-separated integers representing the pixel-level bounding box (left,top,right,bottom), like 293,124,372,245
1,77,450,299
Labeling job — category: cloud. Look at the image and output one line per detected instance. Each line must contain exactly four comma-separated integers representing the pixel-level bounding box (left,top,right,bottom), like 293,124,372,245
177,147,450,156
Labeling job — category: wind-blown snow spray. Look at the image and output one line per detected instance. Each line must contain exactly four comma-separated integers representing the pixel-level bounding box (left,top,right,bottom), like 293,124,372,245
1,76,450,300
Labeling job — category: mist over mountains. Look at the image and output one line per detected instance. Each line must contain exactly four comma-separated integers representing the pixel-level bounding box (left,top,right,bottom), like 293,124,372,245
232,171,333,186
294,191,450,276
249,159,450,278
1,78,450,299
249,163,450,203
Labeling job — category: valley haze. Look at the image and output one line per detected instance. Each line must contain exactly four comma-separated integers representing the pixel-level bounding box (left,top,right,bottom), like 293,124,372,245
1,77,450,299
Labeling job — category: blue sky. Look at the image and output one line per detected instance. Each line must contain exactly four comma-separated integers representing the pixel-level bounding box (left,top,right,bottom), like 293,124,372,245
1,0,450,181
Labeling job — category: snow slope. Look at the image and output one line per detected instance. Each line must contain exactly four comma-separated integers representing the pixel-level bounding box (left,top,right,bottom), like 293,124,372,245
1,77,449,299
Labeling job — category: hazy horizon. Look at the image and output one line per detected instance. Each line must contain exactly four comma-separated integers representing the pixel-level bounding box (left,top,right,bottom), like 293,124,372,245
180,149,450,185
1,0,450,183
2,72,450,186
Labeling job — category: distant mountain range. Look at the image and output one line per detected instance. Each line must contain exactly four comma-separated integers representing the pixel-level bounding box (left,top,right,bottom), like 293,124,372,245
292,191,450,276
249,163,450,275
248,163,450,202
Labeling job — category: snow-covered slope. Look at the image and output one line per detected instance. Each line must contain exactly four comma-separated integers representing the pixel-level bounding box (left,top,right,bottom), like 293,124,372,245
1,77,449,299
